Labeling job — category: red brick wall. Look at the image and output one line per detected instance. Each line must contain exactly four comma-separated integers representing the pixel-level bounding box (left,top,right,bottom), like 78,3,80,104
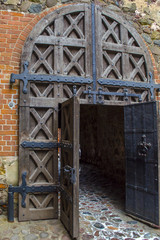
0,5,67,157
0,6,159,157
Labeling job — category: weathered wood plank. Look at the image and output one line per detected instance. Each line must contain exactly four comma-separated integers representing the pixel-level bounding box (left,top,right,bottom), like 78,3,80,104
60,97,79,239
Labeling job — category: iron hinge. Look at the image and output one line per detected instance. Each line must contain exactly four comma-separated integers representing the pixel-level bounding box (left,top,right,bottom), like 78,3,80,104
98,72,160,101
8,171,59,222
63,165,76,184
59,186,72,203
21,141,72,149
10,61,92,94
83,87,142,103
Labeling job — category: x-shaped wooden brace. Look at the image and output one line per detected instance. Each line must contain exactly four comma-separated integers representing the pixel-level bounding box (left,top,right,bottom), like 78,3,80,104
128,35,137,46
30,83,53,97
64,13,84,39
29,151,53,183
63,106,71,141
30,194,53,209
30,108,53,139
64,47,85,76
102,16,120,44
129,55,147,82
45,25,54,36
63,85,85,98
31,45,54,74
103,51,122,78
62,197,70,217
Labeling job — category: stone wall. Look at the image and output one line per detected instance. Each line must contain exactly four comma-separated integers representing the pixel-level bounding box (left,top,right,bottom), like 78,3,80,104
0,156,18,205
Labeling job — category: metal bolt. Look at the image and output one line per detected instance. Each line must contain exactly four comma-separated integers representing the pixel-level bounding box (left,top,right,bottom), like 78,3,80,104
9,102,13,108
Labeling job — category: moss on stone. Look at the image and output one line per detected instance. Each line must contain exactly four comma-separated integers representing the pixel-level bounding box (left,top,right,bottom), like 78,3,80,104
0,167,5,175
29,0,41,3
151,30,160,40
138,16,154,25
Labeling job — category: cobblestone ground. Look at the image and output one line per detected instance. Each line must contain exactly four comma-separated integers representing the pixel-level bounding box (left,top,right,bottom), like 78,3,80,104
79,163,160,240
0,163,160,240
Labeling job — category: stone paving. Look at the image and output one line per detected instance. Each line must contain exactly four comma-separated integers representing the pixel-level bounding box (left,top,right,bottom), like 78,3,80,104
79,163,160,240
0,163,160,240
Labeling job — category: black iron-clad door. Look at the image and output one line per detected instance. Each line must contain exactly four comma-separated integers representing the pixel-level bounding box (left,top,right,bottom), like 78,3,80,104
124,102,159,225
60,96,80,239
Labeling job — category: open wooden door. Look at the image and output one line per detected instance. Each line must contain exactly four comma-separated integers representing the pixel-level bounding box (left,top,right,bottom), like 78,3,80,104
124,101,159,226
60,96,80,239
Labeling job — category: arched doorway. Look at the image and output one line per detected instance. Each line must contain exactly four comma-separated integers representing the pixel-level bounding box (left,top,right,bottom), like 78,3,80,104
10,3,160,239
21,3,154,105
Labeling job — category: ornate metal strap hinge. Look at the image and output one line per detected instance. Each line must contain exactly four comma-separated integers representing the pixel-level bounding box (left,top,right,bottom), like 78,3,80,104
137,135,151,157
21,141,72,149
63,165,76,184
8,171,59,222
10,61,92,94
98,72,160,101
83,86,142,104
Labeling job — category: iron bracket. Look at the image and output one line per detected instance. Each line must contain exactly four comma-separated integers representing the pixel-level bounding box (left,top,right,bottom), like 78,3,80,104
63,165,76,184
10,61,93,94
91,2,97,104
137,135,151,157
59,186,72,203
83,87,142,103
8,171,59,222
98,72,160,101
21,141,72,149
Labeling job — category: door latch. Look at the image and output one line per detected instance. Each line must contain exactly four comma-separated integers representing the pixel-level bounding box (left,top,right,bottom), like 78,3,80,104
63,165,76,184
137,135,151,157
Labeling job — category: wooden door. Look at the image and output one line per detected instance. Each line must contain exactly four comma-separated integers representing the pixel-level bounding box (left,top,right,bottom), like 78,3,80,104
60,96,80,239
15,1,158,225
95,5,153,104
124,102,159,225
19,81,59,221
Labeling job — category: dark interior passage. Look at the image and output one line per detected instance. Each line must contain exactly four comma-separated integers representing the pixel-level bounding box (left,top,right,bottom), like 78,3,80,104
80,104,125,187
